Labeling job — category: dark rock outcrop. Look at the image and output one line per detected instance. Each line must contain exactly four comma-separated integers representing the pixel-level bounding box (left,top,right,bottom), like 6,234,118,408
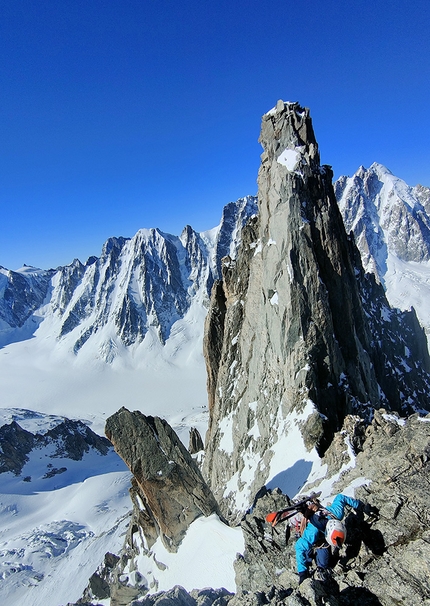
0,416,112,476
44,418,111,459
0,421,35,474
75,552,120,604
189,427,204,454
105,408,219,552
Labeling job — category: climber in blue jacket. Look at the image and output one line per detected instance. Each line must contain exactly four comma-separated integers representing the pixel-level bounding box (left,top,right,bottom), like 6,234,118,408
295,494,374,583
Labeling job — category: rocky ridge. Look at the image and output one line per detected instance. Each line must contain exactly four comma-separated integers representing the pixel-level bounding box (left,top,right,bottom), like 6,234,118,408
202,101,430,523
232,409,430,606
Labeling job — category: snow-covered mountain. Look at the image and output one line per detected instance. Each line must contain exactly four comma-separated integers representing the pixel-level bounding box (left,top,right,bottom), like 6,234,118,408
335,163,430,342
0,196,257,357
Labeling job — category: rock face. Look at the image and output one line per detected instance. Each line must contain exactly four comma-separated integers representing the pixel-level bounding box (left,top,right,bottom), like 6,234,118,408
334,413,430,606
202,101,430,523
0,265,54,328
132,586,234,606
105,407,219,552
0,421,35,474
415,183,430,216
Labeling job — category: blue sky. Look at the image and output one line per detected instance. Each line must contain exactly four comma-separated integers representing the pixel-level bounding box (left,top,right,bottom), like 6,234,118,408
1,0,429,270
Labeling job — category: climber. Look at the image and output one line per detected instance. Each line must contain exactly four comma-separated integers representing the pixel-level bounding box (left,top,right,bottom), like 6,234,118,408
295,493,377,584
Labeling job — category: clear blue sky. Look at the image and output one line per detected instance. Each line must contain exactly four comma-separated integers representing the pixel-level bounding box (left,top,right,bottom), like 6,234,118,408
1,0,429,270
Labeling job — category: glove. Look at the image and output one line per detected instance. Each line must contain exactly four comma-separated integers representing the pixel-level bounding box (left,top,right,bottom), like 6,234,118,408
298,570,310,585
363,503,379,516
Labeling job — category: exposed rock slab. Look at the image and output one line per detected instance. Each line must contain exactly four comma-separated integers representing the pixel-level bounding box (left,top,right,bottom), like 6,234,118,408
105,407,219,552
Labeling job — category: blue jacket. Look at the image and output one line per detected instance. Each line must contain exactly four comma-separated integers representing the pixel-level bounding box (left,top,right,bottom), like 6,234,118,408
295,494,362,573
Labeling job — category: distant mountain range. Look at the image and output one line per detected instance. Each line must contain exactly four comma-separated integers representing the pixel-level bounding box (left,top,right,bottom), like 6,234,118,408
0,196,257,358
2,167,430,366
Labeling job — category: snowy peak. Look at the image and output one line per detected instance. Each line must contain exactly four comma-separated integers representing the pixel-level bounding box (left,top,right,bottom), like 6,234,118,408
336,163,430,281
51,225,202,353
336,164,430,344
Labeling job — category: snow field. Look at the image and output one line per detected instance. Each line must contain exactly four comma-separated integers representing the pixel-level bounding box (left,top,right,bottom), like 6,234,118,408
0,468,132,606
130,515,244,594
0,303,212,605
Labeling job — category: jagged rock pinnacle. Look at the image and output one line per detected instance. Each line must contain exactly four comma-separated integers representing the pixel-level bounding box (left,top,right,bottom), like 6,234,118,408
202,102,430,523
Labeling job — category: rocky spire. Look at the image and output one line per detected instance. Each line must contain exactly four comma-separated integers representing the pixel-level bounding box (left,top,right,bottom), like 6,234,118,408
202,101,430,522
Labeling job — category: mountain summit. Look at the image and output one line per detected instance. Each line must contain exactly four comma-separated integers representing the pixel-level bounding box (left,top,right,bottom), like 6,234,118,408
336,162,430,279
